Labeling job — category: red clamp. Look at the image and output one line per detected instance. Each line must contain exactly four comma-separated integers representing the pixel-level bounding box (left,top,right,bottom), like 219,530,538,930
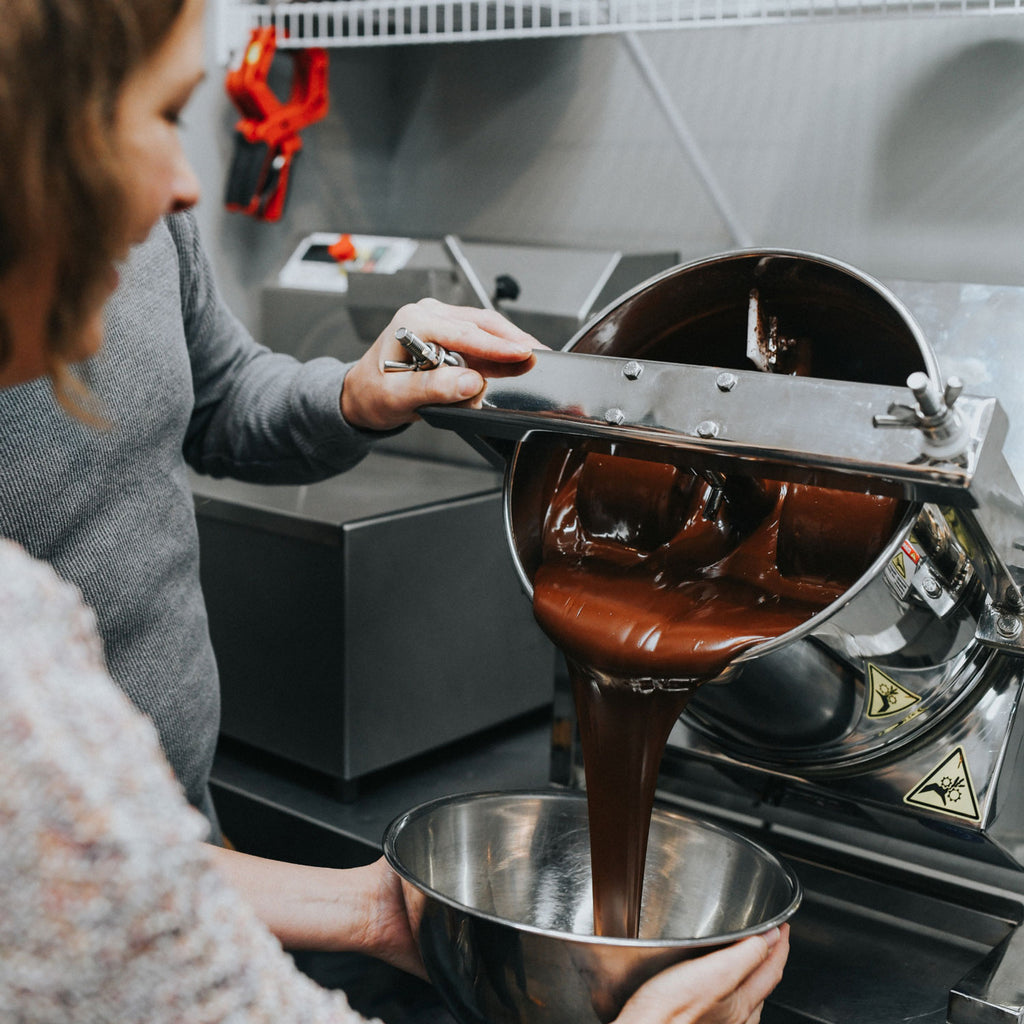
224,27,329,222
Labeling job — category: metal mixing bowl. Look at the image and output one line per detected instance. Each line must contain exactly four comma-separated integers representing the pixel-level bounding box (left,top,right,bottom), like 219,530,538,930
383,789,801,1024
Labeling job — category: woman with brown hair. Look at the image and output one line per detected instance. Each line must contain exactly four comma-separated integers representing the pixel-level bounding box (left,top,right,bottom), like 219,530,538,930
0,2,788,1020
0,0,183,390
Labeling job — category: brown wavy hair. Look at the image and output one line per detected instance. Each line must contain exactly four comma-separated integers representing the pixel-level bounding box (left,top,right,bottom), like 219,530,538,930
0,0,185,413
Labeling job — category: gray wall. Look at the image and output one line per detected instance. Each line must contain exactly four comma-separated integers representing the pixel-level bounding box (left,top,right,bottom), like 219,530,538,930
184,11,1024,333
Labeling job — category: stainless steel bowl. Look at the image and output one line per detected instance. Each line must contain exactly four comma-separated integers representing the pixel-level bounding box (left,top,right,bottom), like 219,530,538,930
383,789,801,1024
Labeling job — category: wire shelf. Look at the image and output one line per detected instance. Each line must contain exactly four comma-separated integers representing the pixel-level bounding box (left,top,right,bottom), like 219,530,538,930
220,0,1024,53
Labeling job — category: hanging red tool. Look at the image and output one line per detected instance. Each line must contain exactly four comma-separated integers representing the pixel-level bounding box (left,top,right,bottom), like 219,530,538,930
224,27,329,222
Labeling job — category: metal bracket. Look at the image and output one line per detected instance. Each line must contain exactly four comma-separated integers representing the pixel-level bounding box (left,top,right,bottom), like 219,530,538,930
977,605,1024,655
422,350,1001,504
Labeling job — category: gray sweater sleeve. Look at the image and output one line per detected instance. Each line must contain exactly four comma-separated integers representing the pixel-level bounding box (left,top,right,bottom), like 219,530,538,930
168,211,377,483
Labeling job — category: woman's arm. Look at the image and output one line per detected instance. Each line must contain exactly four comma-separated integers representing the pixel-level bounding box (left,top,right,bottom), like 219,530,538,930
205,847,790,1024
205,846,425,979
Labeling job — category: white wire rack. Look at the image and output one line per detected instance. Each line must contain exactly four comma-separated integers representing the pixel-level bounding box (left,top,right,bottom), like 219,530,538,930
215,0,1024,246
218,0,1024,55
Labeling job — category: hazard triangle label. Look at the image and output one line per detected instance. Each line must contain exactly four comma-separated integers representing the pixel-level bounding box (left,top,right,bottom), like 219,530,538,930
903,746,981,822
884,539,921,601
866,665,921,719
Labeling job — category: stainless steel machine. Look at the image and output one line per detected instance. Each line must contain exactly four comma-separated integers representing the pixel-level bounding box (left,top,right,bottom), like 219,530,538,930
422,251,1024,1023
193,235,676,795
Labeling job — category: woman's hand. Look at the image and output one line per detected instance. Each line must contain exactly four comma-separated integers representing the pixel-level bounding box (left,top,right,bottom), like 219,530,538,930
615,924,790,1024
341,856,426,980
340,297,542,432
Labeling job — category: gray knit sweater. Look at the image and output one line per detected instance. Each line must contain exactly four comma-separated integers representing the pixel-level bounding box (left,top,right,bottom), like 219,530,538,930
0,211,372,830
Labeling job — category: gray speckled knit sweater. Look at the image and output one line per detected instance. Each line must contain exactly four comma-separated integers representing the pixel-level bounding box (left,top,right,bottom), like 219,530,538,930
0,211,372,830
0,538,380,1023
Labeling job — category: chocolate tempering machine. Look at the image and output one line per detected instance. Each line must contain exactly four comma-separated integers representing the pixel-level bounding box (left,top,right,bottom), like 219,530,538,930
420,251,1024,1023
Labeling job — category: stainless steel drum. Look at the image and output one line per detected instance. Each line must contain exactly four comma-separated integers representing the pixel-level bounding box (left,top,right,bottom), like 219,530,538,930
500,250,1022,778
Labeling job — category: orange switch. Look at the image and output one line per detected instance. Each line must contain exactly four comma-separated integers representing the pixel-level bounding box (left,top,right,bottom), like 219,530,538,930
328,234,357,263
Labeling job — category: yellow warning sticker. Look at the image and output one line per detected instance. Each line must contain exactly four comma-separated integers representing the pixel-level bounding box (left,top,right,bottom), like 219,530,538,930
866,665,921,719
903,746,982,822
891,551,908,579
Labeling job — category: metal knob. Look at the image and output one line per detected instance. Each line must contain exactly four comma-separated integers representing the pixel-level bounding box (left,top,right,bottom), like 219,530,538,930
872,373,967,460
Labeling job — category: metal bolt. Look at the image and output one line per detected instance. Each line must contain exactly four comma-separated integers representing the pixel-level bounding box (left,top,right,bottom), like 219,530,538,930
696,420,720,439
605,407,625,425
908,372,944,419
995,614,1022,641
622,360,644,381
716,372,738,392
921,575,942,599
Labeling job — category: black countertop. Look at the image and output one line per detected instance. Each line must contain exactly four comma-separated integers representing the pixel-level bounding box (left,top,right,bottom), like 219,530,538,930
210,708,556,868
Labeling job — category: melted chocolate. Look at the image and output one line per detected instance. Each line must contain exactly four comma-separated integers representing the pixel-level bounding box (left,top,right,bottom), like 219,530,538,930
532,451,900,937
